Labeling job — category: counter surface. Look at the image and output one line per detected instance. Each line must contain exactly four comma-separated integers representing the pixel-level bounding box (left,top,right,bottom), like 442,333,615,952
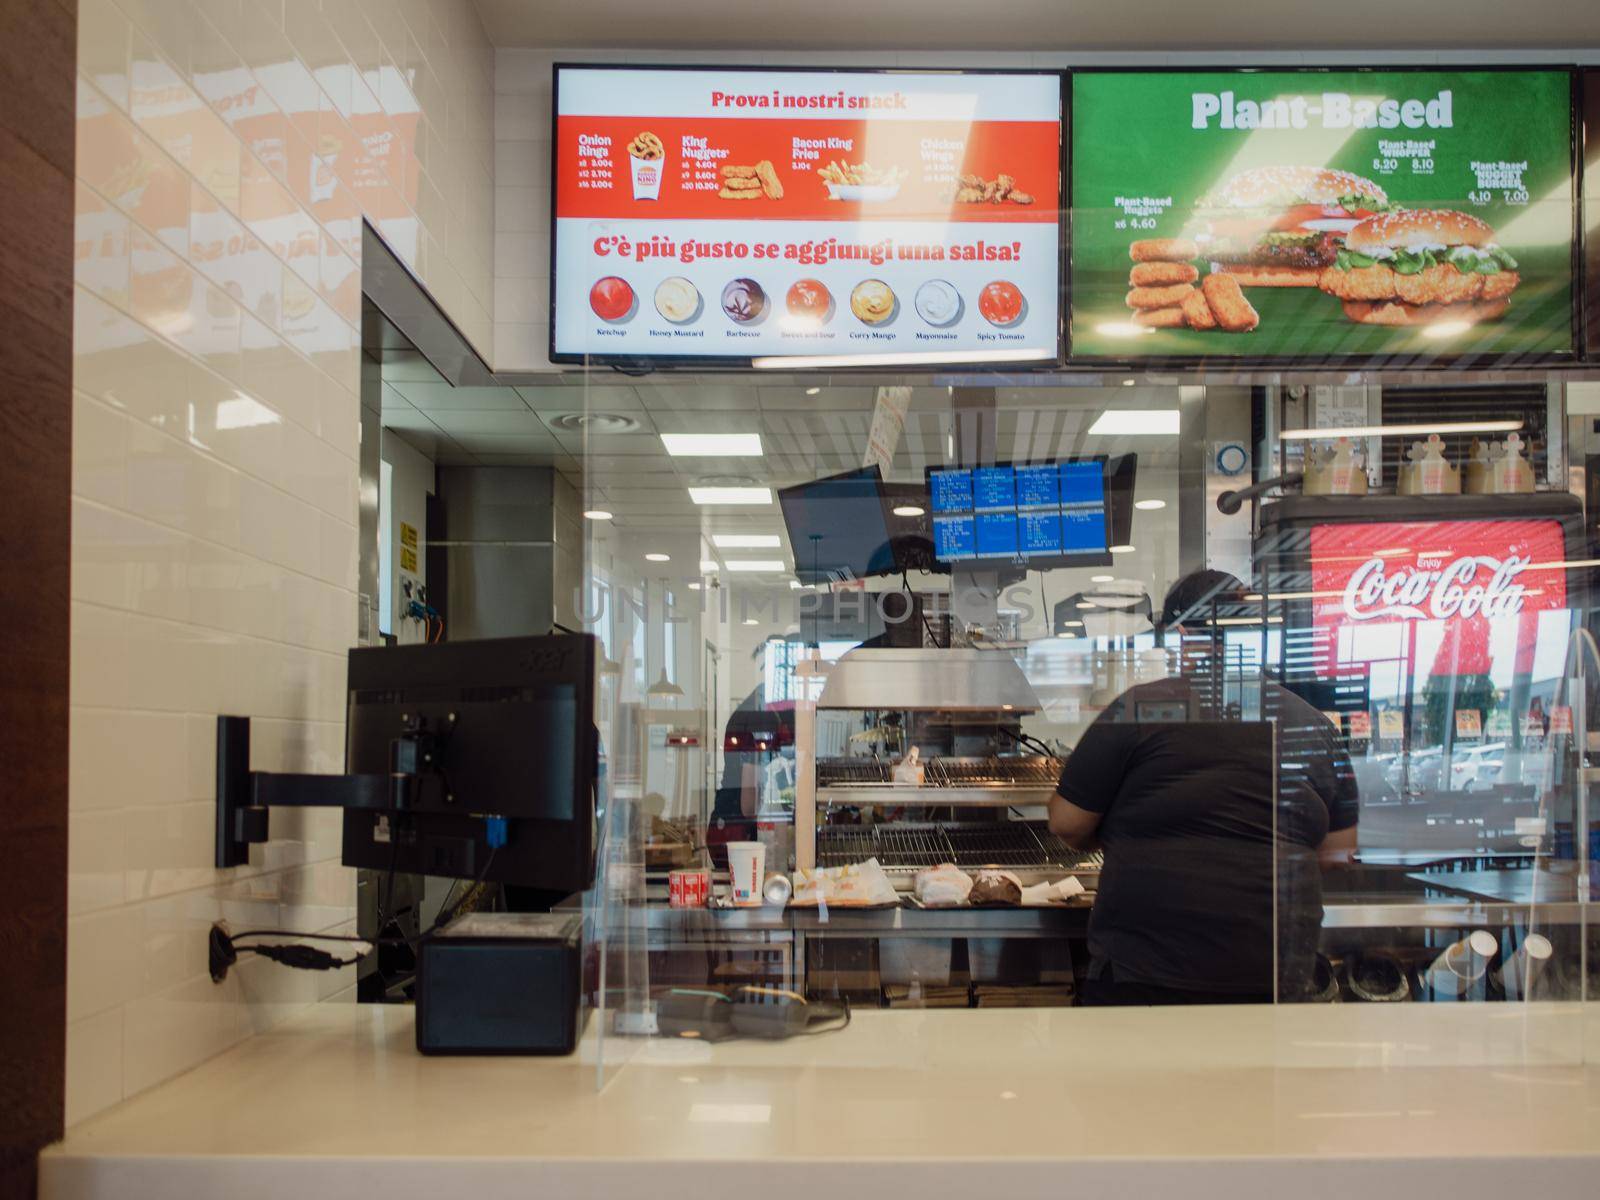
40,1000,1600,1200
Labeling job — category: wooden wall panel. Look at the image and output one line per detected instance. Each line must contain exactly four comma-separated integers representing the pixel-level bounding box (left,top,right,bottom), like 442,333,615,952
0,1,75,1197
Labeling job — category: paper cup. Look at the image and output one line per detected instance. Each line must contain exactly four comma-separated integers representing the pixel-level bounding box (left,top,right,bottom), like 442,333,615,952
630,153,663,200
726,842,766,906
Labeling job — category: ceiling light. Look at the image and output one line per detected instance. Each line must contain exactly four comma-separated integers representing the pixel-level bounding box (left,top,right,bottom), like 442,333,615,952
742,618,760,626
688,582,702,591
725,560,786,572
892,505,925,517
645,552,671,563
712,533,780,548
805,386,821,395
1055,631,1072,638
1076,600,1096,609
582,509,613,521
647,670,684,699
1134,499,1166,510
689,486,772,505
662,432,763,457
1093,322,1153,338
1279,419,1522,441
1110,544,1135,553
1121,379,1136,387
1423,320,1473,339
789,580,803,590
1088,410,1180,436
700,559,720,572
1090,574,1114,583
1063,619,1083,627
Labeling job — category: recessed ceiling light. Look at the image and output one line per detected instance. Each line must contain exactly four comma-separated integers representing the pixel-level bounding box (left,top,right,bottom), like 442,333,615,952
1088,410,1180,436
1076,600,1096,609
645,552,671,563
688,582,702,591
689,487,772,506
1110,544,1135,554
1121,379,1136,387
1134,499,1166,510
1055,631,1072,638
1090,574,1114,583
700,559,720,572
742,618,760,626
804,386,821,395
1063,619,1083,627
661,433,763,457
892,505,925,517
582,509,613,521
725,559,786,572
712,533,780,548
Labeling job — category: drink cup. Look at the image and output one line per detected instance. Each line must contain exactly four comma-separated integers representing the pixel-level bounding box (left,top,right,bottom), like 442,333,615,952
726,842,766,907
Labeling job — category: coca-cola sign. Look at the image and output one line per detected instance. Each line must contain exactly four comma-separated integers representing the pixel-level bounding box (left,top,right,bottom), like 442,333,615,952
1311,520,1567,631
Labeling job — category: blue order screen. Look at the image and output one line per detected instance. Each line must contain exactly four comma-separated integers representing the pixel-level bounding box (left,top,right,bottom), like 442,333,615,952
927,462,1106,565
933,515,975,560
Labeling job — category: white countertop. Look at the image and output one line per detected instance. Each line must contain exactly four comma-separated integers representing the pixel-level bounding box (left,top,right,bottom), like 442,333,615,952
41,1001,1600,1200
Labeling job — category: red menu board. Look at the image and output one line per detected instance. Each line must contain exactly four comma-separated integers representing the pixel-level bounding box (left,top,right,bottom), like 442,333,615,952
551,66,1062,364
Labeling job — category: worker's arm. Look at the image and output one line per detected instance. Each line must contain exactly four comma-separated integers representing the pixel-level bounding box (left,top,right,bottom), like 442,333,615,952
1048,794,1102,852
1316,822,1358,866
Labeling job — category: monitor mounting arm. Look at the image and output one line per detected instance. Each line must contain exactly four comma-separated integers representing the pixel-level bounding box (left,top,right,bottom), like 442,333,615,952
214,713,455,868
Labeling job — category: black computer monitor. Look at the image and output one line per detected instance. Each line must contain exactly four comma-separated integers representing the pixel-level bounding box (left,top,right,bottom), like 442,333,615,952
339,634,599,894
778,465,899,584
925,457,1123,570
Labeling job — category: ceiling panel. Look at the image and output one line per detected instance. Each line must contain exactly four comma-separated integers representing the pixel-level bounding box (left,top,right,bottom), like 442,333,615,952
425,410,555,438
389,381,531,411
516,385,645,412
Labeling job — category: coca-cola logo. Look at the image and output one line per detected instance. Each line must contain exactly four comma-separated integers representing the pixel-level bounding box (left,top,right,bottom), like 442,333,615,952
1342,554,1531,622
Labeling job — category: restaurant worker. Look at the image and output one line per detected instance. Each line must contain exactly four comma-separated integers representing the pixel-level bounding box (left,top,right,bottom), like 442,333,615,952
1049,570,1358,1005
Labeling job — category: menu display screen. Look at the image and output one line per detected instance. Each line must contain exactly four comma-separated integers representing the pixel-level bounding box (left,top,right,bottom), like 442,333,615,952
551,66,1063,364
1069,69,1577,363
928,461,1107,566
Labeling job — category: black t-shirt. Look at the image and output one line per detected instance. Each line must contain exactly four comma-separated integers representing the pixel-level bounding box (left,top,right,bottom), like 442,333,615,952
1055,677,1358,997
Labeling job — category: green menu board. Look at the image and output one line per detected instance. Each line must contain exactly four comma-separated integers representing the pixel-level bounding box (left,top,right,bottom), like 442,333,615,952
1069,70,1575,362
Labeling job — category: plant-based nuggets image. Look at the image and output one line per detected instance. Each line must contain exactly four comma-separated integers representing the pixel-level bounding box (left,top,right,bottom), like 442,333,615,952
1180,288,1219,330
1133,307,1186,328
1130,262,1200,287
1200,273,1260,332
1130,237,1199,263
1126,283,1196,310
1318,209,1520,324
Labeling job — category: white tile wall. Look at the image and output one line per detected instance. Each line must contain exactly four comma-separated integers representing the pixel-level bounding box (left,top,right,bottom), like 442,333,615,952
491,44,1600,372
68,0,494,1126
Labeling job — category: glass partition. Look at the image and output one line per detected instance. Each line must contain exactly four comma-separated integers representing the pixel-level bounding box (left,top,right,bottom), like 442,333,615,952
563,367,1594,1073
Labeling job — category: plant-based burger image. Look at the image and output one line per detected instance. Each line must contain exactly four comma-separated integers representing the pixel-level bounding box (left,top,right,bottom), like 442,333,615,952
1318,209,1521,325
1195,165,1389,287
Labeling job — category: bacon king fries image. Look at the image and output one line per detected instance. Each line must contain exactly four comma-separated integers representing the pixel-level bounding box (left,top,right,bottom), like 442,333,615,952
553,66,1062,362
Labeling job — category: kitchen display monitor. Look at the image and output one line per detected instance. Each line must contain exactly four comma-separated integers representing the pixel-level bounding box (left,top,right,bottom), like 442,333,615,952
551,65,1064,365
1068,69,1577,364
927,459,1108,568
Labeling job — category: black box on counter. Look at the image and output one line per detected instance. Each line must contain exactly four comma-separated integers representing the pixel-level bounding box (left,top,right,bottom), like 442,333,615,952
416,912,586,1055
